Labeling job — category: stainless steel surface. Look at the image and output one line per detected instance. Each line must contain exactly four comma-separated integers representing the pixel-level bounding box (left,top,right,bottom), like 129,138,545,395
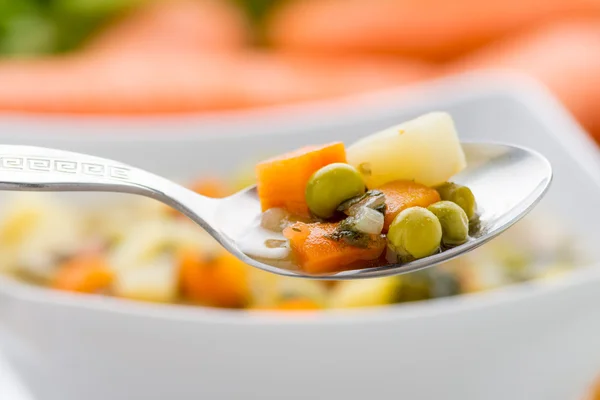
0,143,551,279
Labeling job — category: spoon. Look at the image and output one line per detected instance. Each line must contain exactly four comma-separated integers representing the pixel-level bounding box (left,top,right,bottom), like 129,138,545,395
0,143,551,280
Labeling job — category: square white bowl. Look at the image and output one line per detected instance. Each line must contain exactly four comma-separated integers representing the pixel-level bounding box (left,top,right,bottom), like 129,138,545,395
0,72,599,400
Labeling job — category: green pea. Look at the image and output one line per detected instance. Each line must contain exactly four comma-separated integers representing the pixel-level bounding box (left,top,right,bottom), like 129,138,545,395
427,201,469,246
306,163,366,219
435,182,477,220
387,207,442,262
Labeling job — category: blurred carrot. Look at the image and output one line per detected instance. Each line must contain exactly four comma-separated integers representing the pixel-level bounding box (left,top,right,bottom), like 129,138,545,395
0,53,241,114
52,254,113,293
232,53,432,106
85,0,248,55
585,376,600,400
267,0,600,61
189,177,232,198
252,298,322,311
165,177,231,217
0,52,431,114
447,19,600,141
178,247,250,308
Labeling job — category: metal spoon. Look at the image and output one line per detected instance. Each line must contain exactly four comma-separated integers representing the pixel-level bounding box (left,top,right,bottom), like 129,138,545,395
0,143,551,280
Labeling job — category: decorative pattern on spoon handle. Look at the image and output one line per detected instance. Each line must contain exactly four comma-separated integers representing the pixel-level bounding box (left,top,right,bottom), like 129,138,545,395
0,154,131,181
0,145,146,191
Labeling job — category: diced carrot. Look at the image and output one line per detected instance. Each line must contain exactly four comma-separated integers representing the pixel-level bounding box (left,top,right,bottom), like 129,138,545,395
177,247,249,308
256,142,347,216
377,180,441,231
252,298,322,311
276,298,322,310
283,222,386,274
52,254,113,294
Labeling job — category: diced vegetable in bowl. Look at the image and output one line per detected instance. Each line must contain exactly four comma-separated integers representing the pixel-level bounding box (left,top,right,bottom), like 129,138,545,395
0,186,586,311
0,111,588,312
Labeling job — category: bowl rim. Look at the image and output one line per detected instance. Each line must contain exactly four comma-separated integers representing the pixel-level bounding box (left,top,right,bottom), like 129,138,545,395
0,70,599,324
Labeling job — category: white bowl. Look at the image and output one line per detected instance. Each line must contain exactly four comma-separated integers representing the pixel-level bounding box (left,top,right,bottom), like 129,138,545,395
0,72,599,400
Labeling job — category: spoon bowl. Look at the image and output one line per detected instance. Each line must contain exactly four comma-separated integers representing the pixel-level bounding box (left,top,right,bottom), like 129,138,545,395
0,142,551,280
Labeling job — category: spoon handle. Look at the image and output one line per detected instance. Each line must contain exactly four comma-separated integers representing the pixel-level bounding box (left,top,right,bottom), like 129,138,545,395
0,145,218,227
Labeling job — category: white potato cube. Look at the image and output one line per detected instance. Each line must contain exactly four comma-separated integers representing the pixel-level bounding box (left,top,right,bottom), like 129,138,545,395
328,277,401,309
347,112,466,188
114,257,177,302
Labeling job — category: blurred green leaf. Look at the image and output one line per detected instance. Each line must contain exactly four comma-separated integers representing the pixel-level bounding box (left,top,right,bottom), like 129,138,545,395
50,0,143,52
230,0,282,45
0,14,56,56
52,0,142,20
0,0,278,56
0,0,57,56
0,0,40,16
231,0,280,23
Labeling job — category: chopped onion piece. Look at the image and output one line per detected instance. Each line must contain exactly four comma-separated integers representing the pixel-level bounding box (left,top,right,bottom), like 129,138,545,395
353,207,384,235
113,256,177,302
385,246,399,264
338,190,385,216
265,239,289,249
260,208,290,232
238,224,290,260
